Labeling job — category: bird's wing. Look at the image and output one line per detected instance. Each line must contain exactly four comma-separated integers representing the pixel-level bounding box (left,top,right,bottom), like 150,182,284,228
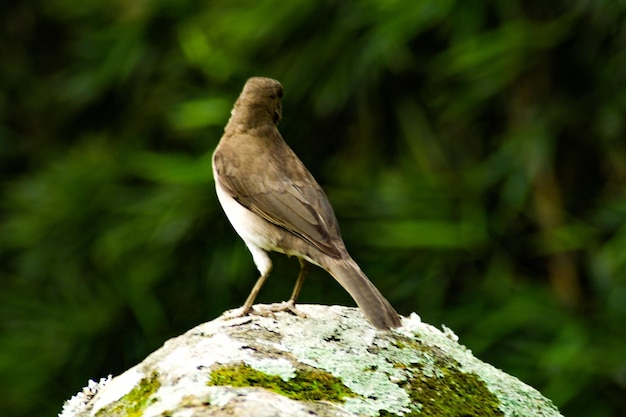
213,138,343,259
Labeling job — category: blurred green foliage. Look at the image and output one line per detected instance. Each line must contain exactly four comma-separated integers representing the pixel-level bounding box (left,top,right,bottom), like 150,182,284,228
1,1,625,416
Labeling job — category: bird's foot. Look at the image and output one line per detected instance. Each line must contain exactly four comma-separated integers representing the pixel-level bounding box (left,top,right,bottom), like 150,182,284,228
223,302,308,322
257,300,308,318
222,305,269,320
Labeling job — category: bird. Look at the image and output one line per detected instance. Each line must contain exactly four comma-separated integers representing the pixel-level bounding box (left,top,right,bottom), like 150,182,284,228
212,77,401,330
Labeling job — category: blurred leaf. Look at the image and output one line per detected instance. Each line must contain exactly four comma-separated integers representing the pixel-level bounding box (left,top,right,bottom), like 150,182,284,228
168,98,231,130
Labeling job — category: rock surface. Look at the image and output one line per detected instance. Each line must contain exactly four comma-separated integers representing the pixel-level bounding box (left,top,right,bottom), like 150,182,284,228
60,304,563,417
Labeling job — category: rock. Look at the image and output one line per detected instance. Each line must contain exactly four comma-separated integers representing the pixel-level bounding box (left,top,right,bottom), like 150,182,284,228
59,304,563,417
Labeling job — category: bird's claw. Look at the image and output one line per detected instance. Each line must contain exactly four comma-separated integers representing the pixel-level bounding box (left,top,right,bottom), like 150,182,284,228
223,302,307,321
258,300,308,318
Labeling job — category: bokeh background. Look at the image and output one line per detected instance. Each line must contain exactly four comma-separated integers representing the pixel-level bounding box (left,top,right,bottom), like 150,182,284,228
1,1,625,416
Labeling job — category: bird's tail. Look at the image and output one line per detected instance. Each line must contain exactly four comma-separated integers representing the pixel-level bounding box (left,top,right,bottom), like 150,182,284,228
324,257,401,330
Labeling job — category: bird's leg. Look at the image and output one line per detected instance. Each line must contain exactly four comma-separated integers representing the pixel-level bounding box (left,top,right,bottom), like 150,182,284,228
223,268,272,320
287,258,309,306
262,258,308,318
241,268,271,314
224,244,274,319
224,253,309,320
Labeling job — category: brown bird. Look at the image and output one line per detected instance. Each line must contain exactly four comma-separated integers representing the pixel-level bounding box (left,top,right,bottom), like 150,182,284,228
212,77,401,330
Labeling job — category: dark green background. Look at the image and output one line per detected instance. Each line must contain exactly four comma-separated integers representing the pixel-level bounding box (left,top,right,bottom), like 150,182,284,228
1,1,625,416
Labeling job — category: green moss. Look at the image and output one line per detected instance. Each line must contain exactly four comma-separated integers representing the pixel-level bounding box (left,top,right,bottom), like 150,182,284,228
96,372,161,417
384,335,504,416
206,340,502,416
401,368,503,417
207,363,356,402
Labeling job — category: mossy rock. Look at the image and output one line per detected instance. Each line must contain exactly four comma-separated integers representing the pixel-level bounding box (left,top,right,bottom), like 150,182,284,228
60,305,562,417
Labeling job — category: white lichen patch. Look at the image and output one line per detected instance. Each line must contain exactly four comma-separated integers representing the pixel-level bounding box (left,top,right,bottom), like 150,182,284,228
255,305,411,415
244,357,296,381
394,311,563,417
89,368,143,412
58,375,111,417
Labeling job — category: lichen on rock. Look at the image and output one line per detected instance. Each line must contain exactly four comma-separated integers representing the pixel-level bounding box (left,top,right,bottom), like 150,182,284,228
59,304,563,417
